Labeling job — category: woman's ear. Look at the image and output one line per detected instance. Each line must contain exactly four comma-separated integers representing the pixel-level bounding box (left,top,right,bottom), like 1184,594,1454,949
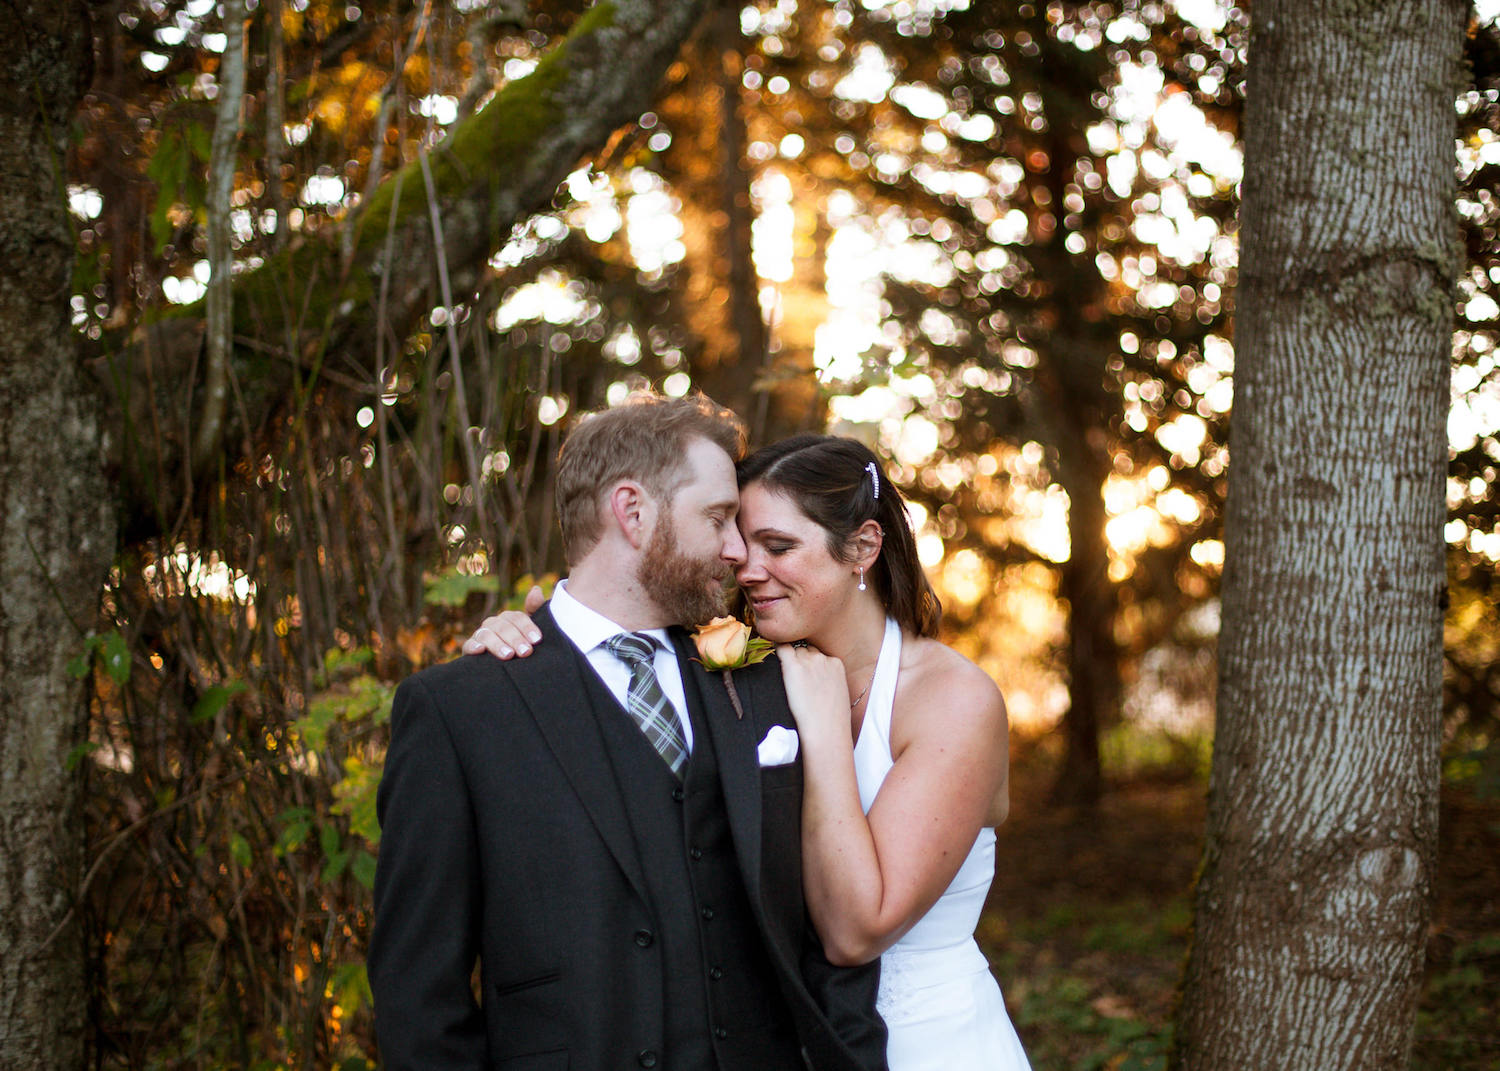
849,520,884,568
607,481,655,549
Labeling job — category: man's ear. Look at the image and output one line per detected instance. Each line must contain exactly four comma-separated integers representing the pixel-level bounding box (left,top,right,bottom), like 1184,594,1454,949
607,481,655,549
849,520,884,568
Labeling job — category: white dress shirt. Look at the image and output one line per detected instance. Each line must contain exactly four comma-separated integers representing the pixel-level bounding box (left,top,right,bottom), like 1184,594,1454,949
548,579,694,752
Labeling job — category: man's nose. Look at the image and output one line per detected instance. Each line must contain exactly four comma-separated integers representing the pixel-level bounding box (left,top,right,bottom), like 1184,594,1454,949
721,525,747,566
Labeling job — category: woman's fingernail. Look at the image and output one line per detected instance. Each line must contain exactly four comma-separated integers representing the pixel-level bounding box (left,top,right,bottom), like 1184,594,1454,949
499,647,513,658
517,644,531,655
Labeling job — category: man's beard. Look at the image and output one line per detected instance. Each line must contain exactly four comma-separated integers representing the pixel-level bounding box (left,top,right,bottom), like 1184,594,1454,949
638,515,729,627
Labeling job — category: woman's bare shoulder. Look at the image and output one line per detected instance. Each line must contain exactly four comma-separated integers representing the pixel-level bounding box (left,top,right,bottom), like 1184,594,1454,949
896,635,1007,729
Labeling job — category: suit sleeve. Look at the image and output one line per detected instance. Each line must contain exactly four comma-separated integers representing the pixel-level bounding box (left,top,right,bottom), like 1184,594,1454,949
801,943,888,1071
368,675,486,1070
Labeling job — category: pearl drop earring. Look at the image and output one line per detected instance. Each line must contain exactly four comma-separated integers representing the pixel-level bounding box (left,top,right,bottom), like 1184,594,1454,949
857,566,866,592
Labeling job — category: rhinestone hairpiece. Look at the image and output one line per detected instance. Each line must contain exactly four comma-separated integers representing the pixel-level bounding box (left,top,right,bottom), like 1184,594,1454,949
866,461,880,499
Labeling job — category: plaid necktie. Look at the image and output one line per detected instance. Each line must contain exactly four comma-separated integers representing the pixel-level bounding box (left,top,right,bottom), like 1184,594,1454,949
603,632,689,777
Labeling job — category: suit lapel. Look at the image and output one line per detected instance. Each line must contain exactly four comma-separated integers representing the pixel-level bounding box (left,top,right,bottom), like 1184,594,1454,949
511,606,651,906
670,628,764,900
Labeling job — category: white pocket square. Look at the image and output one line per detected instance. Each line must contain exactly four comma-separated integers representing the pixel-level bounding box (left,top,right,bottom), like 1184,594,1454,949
756,725,799,767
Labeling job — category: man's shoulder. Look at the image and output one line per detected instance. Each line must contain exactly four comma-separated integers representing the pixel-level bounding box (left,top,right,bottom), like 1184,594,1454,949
405,621,580,705
404,652,503,690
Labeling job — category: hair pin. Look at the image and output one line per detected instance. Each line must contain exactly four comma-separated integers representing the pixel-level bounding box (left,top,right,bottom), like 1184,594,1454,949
866,461,880,499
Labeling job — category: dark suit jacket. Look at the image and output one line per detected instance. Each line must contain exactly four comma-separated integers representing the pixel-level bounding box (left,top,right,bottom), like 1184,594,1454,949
369,605,886,1070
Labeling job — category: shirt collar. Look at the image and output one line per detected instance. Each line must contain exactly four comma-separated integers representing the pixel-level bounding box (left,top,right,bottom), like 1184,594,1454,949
551,579,674,655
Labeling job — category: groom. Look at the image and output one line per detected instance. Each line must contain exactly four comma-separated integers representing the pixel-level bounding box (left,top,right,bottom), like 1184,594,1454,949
368,393,887,1070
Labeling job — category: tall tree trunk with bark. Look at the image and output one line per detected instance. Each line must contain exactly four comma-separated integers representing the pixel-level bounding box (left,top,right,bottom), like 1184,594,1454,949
1173,3,1464,1069
0,0,111,1066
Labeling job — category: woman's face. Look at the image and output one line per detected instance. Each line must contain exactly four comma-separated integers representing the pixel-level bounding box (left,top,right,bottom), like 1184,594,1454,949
734,481,856,644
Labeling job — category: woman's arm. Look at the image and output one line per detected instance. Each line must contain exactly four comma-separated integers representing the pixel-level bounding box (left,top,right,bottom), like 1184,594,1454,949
777,643,1009,966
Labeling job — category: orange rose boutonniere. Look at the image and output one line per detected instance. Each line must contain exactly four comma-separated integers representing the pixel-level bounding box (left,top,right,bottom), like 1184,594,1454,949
691,616,773,718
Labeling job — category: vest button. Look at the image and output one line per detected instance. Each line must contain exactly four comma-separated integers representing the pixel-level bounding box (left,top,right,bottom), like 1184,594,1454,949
637,1050,658,1068
709,966,724,980
715,1027,729,1040
671,787,685,802
689,847,703,860
633,929,654,948
701,906,715,920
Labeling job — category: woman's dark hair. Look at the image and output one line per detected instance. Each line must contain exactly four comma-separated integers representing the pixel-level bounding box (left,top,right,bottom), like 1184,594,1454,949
738,434,941,638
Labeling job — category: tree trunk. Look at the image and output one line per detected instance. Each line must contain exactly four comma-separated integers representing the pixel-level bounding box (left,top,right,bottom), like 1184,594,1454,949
1052,431,1115,807
1173,3,1463,1069
0,0,111,1066
711,3,771,428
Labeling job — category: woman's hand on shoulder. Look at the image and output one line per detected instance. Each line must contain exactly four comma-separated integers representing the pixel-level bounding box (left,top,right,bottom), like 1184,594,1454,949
461,585,545,658
775,644,854,746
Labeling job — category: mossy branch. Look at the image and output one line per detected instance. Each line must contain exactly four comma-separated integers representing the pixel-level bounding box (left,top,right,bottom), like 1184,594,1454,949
108,0,715,532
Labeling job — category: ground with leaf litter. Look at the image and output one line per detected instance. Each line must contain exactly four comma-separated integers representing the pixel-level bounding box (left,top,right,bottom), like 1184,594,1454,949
979,747,1500,1071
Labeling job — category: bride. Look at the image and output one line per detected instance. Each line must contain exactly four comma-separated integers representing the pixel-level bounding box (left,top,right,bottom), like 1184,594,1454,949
468,434,1032,1071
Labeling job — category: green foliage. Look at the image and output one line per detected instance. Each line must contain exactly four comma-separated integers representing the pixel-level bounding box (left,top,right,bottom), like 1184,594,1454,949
68,629,132,684
423,568,502,608
1099,725,1213,785
1012,974,1171,1071
229,832,253,869
1413,935,1500,1071
1444,744,1500,799
298,647,393,750
274,807,315,857
332,755,382,846
192,680,247,723
145,117,210,254
327,962,373,1021
65,741,101,770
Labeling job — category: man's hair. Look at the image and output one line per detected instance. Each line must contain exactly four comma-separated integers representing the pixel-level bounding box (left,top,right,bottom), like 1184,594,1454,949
556,392,746,563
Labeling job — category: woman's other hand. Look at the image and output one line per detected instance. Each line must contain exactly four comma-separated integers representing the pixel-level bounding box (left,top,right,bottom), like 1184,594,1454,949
775,643,853,745
462,584,545,658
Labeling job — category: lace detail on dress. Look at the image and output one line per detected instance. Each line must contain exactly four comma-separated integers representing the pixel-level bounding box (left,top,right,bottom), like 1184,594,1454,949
875,952,923,1024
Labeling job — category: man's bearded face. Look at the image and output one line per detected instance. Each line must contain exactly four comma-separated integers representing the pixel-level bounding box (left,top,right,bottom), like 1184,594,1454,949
638,508,730,627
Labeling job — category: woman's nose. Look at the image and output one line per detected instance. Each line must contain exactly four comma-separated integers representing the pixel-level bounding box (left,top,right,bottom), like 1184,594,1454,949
735,550,766,583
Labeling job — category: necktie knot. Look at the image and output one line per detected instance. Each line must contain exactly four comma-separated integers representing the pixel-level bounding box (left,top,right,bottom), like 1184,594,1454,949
604,632,656,666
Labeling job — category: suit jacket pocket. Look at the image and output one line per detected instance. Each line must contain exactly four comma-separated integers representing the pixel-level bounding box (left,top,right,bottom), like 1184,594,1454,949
493,969,560,997
759,761,802,794
490,1049,568,1071
488,971,566,1062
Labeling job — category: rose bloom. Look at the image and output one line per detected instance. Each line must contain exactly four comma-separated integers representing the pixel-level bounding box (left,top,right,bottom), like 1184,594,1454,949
694,616,751,669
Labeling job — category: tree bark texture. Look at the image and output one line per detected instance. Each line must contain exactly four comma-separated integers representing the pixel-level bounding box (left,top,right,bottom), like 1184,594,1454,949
1174,3,1464,1070
0,0,112,1066
115,0,715,529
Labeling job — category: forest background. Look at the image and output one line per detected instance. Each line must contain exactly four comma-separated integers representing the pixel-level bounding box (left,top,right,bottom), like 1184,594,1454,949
1,0,1497,1068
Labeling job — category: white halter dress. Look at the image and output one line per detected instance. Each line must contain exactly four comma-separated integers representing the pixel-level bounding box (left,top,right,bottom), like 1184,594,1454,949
852,618,1032,1071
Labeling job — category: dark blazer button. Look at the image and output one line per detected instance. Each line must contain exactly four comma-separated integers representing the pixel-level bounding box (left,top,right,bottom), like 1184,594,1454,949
709,966,724,980
701,906,715,920
633,929,654,948
671,786,685,802
715,1027,729,1040
638,1051,659,1068
689,847,703,860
